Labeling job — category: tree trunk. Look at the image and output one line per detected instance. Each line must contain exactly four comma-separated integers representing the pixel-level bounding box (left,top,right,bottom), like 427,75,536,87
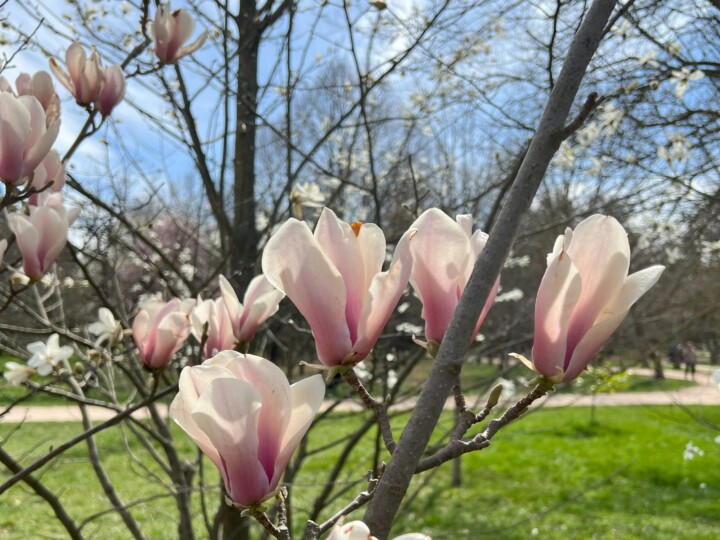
231,2,261,289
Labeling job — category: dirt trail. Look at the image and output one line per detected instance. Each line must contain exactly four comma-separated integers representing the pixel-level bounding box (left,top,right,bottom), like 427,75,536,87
2,366,718,424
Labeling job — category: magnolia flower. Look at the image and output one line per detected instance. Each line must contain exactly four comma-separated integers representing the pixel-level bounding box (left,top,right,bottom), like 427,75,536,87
575,121,600,147
598,103,624,135
2,71,60,125
219,274,284,345
525,215,664,383
50,42,126,114
96,65,126,116
153,4,208,64
88,307,124,346
671,68,704,99
262,208,413,366
3,361,34,386
290,182,325,219
8,192,79,280
190,296,236,358
657,132,691,163
636,50,659,67
169,351,325,507
327,519,431,540
50,42,104,105
554,141,575,170
408,209,499,345
132,298,191,369
0,92,60,185
610,19,632,38
27,334,73,376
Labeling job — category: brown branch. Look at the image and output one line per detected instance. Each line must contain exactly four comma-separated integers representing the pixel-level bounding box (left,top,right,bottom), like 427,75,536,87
343,369,396,453
363,1,618,536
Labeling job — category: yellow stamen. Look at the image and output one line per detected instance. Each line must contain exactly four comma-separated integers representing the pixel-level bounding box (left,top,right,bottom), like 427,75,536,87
351,221,363,236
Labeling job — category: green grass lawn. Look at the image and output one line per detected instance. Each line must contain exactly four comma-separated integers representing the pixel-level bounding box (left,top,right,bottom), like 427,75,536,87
1,405,719,539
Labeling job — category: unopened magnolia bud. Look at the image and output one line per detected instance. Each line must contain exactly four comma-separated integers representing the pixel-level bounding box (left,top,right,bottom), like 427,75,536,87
487,383,503,407
73,362,84,375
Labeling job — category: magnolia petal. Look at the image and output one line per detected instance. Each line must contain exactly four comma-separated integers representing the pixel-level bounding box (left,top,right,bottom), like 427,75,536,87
191,377,271,506
599,265,665,323
564,310,627,382
171,364,236,467
314,208,366,341
564,216,630,353
409,209,472,342
178,30,208,59
471,274,500,341
218,274,242,316
8,213,42,279
354,228,413,357
262,218,352,366
532,248,582,378
271,373,325,487
213,353,292,482
356,222,386,291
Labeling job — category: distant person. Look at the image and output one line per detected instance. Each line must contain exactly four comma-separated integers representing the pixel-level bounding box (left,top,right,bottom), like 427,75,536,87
682,341,697,381
668,343,682,369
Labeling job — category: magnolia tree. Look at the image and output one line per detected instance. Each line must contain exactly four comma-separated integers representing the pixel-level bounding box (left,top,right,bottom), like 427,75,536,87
2,0,709,538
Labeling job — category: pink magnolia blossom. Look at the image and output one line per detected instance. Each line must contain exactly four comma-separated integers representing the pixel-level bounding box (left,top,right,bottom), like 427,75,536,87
2,71,61,125
7,192,78,279
96,66,126,117
190,296,236,358
219,274,284,344
408,209,499,344
529,215,664,383
0,92,60,184
50,43,125,115
327,520,431,540
133,298,191,369
50,42,103,105
262,208,413,367
169,351,325,507
153,4,208,64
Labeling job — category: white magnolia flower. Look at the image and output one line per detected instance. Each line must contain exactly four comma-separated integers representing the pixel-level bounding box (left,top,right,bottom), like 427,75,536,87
671,68,704,99
576,121,600,147
327,519,431,540
683,441,704,461
495,288,524,303
636,50,659,67
599,103,624,135
27,334,73,376
554,141,575,170
3,361,34,386
395,322,424,335
290,182,325,218
504,255,530,268
666,41,681,56
657,132,691,163
88,307,124,346
610,19,632,38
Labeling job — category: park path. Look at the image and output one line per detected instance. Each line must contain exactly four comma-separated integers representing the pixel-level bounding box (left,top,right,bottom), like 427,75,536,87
2,366,718,424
